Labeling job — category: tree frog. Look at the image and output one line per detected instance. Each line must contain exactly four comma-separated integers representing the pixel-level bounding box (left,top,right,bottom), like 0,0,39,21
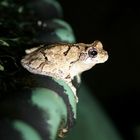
21,41,108,102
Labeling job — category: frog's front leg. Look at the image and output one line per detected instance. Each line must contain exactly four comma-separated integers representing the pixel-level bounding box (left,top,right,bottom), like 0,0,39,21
67,81,78,103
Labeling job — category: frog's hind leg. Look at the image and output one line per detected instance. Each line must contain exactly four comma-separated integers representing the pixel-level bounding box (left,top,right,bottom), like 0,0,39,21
25,45,44,54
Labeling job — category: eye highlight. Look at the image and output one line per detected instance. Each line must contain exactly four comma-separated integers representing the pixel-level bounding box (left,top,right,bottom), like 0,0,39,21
88,48,98,58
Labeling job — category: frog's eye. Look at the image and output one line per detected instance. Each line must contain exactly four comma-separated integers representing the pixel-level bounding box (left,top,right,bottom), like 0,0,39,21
88,48,97,58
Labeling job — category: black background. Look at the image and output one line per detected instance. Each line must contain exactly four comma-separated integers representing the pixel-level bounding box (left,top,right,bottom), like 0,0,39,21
59,0,140,140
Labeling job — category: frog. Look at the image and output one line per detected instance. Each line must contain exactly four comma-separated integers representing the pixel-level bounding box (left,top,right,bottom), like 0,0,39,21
21,40,108,102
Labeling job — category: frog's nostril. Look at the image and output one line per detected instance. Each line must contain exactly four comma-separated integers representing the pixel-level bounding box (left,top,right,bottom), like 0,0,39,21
102,51,108,61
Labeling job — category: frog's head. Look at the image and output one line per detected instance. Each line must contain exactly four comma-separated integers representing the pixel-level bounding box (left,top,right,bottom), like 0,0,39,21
70,41,108,78
80,40,108,65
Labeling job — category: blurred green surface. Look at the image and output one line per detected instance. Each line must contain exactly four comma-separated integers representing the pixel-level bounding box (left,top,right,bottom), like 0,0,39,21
58,83,123,140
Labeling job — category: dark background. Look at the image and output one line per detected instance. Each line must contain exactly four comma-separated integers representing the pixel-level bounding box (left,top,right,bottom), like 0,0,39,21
59,0,140,140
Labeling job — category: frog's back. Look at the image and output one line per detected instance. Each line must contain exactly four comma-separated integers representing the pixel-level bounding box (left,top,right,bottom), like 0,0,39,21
21,44,80,80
